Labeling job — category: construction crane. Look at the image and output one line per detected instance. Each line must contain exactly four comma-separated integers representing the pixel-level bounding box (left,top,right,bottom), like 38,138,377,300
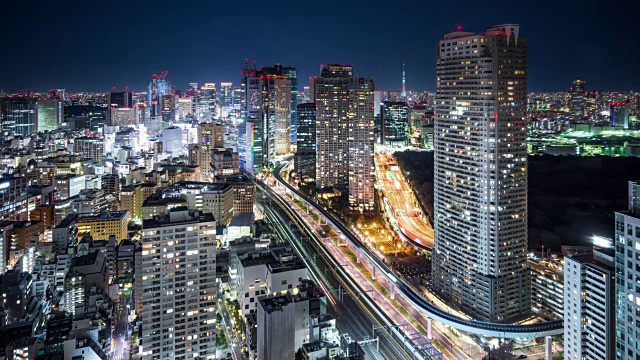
152,70,169,80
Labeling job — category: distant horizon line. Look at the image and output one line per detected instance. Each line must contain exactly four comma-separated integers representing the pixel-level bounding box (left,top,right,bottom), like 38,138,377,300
1,87,637,96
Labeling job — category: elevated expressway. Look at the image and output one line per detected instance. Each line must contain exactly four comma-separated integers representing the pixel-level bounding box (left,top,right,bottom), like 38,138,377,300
272,162,563,339
255,177,445,359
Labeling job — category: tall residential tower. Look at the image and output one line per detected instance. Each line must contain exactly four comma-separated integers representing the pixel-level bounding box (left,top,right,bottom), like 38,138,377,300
431,24,530,322
615,181,640,360
311,65,375,212
138,208,217,360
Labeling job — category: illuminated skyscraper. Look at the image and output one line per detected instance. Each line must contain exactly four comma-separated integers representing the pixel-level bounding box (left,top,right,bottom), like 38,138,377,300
302,86,310,103
198,83,217,113
161,94,175,123
194,122,224,181
312,65,375,212
37,99,63,132
108,91,136,127
108,91,133,108
0,97,37,136
432,24,530,322
268,78,291,156
220,82,233,107
569,75,586,120
198,122,224,150
380,101,409,147
294,103,317,183
610,101,630,128
261,64,298,145
177,97,193,119
240,63,297,171
232,86,244,110
296,104,317,154
147,71,170,117
138,208,217,360
241,65,265,173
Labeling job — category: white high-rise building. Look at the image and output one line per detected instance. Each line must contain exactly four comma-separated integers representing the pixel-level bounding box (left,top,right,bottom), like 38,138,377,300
615,181,640,360
162,126,183,157
138,207,217,360
312,64,375,212
431,24,530,322
564,247,615,360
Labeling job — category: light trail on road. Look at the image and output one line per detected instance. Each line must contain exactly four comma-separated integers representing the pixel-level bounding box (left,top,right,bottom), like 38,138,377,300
375,153,434,249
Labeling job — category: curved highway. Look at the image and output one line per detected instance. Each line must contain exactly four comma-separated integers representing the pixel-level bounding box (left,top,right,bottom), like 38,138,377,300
272,162,563,339
376,153,434,250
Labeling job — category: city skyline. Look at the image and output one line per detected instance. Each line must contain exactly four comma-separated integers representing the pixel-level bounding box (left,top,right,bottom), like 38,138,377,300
3,2,640,358
1,0,637,93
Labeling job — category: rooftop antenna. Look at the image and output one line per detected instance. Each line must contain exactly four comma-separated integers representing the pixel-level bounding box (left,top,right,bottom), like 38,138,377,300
402,63,406,97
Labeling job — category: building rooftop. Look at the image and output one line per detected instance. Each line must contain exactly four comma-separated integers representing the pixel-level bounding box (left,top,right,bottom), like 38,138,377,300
10,220,42,229
142,208,215,229
142,194,186,207
74,136,103,142
53,173,85,180
302,340,336,354
259,280,324,314
0,270,32,296
229,236,270,251
268,247,306,274
566,248,615,271
259,293,292,314
215,174,251,183
70,251,101,268
229,212,254,227
120,184,139,193
78,211,127,222
54,214,79,229
173,181,232,192
239,245,304,271
527,256,564,278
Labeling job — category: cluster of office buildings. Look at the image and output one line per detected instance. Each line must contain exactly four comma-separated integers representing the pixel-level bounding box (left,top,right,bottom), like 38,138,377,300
0,61,392,359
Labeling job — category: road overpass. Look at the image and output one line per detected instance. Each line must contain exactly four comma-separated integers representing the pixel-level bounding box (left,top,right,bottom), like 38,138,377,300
272,161,563,339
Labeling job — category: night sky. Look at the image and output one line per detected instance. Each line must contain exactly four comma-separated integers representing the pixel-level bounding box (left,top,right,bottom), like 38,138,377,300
1,0,636,93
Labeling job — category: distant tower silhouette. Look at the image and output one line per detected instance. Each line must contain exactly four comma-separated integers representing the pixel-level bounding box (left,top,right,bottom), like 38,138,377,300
402,63,406,97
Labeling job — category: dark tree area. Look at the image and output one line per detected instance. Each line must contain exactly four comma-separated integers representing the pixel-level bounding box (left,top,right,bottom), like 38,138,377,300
394,151,435,220
395,151,640,251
